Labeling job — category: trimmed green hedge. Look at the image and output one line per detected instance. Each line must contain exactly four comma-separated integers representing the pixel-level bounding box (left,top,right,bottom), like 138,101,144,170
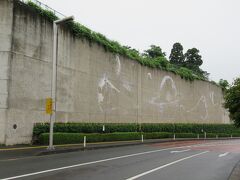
39,132,175,145
33,123,240,137
232,133,240,137
175,133,197,138
33,123,140,136
39,132,143,145
143,132,173,139
39,132,239,145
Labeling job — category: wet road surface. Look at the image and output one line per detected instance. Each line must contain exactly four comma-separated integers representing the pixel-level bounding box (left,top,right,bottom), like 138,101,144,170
0,139,240,180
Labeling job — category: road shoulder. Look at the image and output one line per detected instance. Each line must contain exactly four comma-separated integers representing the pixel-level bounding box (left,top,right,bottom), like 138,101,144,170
229,160,240,180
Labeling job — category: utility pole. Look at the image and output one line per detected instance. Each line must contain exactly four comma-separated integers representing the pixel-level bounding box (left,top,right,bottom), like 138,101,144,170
48,16,74,150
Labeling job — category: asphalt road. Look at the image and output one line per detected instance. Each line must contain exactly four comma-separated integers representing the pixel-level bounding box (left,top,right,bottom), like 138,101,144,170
0,139,240,180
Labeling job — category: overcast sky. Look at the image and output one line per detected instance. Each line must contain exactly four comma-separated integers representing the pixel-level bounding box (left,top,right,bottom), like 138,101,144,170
40,0,240,83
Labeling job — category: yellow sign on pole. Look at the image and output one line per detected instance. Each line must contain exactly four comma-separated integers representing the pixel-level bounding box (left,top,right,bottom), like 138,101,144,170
46,98,53,115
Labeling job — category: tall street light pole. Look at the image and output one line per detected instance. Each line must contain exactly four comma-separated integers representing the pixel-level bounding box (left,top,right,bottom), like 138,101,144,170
48,16,74,150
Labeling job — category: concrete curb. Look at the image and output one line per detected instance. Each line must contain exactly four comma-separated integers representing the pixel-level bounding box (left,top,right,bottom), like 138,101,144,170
228,160,240,180
36,137,240,156
36,139,173,156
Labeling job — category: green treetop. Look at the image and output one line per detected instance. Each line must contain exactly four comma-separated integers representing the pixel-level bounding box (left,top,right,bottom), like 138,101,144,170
144,45,166,58
169,42,184,66
184,48,203,70
224,77,240,127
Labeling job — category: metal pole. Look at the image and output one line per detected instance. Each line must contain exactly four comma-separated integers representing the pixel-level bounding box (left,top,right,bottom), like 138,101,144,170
141,134,144,143
48,16,74,150
48,23,58,150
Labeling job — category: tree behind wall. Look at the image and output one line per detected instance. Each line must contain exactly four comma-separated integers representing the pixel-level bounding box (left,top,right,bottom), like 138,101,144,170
219,79,230,91
144,45,166,58
184,48,203,71
224,77,240,127
169,42,184,66
183,47,209,79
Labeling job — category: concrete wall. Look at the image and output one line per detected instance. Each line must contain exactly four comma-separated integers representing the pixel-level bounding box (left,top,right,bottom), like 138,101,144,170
0,0,229,145
0,0,14,144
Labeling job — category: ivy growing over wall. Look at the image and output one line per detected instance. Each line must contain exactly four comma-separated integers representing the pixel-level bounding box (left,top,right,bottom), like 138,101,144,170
24,1,212,82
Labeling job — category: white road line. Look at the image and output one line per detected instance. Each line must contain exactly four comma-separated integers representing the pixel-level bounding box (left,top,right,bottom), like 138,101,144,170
125,151,209,180
218,152,229,158
1,145,195,180
170,149,191,153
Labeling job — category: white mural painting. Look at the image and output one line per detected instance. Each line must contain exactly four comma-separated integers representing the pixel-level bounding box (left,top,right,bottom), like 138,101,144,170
97,55,122,112
97,73,120,112
96,55,224,122
147,73,152,80
149,75,210,120
118,55,132,92
149,75,179,112
115,55,121,76
122,79,132,92
97,55,136,112
98,74,120,93
180,95,209,120
209,91,219,107
160,76,178,96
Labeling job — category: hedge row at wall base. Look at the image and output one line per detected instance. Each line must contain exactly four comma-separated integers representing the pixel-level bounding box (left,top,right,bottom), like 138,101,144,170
34,123,240,137
38,132,239,145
